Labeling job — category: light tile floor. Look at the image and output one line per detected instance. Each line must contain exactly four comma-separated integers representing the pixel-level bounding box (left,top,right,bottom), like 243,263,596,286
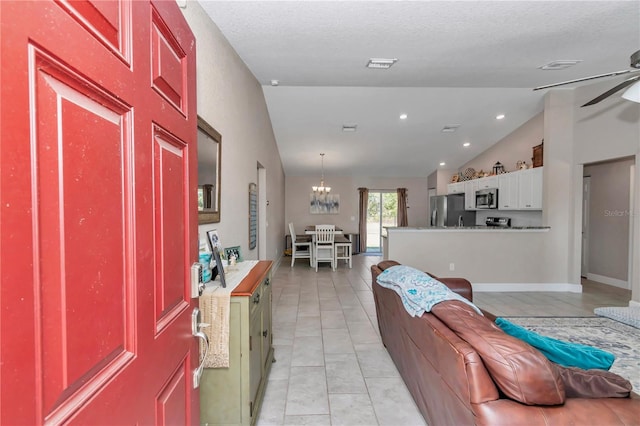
257,254,632,426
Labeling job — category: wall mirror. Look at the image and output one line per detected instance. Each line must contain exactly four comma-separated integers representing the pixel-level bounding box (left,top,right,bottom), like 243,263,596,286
197,116,221,224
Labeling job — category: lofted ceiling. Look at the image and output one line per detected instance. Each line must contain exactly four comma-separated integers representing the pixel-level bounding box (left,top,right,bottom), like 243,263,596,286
197,1,640,178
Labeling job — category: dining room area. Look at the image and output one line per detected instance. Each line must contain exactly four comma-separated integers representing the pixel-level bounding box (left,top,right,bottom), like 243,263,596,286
288,223,354,271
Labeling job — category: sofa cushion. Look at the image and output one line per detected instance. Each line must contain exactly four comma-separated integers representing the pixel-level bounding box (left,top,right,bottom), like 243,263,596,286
431,301,565,405
553,364,632,398
495,317,615,370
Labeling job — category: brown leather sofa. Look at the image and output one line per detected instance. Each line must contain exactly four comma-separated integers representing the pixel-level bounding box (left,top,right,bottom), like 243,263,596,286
371,260,640,426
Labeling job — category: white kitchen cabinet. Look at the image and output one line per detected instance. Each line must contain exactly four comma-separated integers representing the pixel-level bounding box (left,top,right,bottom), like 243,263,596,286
498,173,519,210
447,182,465,194
464,180,477,210
518,167,543,210
476,176,498,190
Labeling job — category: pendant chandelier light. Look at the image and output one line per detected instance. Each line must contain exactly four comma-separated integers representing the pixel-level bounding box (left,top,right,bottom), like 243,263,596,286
312,153,331,193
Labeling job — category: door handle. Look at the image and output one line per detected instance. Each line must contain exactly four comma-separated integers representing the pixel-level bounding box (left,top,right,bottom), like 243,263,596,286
191,308,210,389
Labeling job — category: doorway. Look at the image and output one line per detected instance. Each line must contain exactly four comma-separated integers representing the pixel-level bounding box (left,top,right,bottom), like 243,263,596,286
581,176,591,277
367,191,397,252
581,157,635,289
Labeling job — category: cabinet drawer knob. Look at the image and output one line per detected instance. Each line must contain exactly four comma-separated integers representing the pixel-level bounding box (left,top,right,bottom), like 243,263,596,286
262,330,268,338
265,278,270,286
253,293,261,304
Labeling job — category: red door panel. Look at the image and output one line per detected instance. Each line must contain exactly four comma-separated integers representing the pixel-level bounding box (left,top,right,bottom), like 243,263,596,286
33,54,133,415
153,127,189,325
1,1,198,424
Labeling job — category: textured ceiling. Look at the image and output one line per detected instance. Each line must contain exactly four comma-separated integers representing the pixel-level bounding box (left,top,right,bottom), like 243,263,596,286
198,1,640,177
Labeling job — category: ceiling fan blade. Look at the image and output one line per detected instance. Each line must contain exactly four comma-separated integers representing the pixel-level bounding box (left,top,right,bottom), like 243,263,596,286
581,75,640,107
533,70,633,91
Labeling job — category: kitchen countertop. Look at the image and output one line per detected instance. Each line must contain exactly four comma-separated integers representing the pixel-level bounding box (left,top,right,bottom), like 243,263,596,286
385,226,550,232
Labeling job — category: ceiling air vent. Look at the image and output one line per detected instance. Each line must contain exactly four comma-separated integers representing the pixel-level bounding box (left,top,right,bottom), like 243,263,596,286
342,124,358,132
538,60,582,70
441,124,460,133
366,58,398,69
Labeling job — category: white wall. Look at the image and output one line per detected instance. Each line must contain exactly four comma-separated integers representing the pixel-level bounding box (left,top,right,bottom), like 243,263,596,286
181,1,286,261
427,169,457,195
571,77,640,301
285,175,430,234
459,113,544,174
541,77,640,301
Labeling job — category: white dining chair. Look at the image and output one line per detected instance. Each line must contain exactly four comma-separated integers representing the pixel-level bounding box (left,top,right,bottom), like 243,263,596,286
334,234,352,268
314,224,336,271
289,222,312,267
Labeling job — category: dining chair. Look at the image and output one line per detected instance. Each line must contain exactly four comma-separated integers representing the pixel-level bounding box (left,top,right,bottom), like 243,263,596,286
334,234,352,268
314,224,336,271
289,222,312,267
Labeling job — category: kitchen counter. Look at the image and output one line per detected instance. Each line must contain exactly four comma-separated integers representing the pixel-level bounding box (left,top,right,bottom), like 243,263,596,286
382,225,578,292
386,226,550,232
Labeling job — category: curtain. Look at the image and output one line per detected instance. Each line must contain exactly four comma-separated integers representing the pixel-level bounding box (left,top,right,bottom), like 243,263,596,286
397,188,408,227
358,187,368,252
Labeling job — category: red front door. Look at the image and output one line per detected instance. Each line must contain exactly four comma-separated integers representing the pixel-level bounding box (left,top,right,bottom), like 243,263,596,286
0,1,199,424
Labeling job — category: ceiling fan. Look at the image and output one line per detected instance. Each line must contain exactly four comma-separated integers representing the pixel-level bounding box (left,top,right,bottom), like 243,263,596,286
533,50,640,107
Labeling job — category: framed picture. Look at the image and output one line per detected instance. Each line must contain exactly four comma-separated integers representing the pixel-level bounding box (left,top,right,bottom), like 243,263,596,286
211,247,226,288
224,246,242,262
206,229,221,252
310,192,340,214
249,183,257,250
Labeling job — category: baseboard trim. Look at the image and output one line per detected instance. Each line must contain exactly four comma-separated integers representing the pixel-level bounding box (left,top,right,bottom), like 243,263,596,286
629,300,640,308
474,283,583,293
586,273,629,290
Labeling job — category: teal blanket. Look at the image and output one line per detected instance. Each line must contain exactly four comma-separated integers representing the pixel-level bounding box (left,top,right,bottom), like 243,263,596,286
495,317,615,370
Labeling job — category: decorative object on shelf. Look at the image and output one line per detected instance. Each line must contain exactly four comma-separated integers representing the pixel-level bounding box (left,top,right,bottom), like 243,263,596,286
450,174,460,183
206,229,222,253
199,252,213,283
312,152,331,193
462,167,476,180
211,246,226,288
517,160,529,170
248,183,257,250
224,246,242,263
532,141,544,168
492,162,505,175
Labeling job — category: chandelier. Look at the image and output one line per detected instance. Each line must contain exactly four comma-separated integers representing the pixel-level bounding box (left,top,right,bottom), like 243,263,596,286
312,153,331,193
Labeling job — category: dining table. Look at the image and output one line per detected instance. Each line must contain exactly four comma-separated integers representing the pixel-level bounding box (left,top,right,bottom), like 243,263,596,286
304,226,344,268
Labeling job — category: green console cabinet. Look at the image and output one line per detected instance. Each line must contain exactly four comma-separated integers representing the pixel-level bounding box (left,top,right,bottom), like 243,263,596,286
200,261,274,425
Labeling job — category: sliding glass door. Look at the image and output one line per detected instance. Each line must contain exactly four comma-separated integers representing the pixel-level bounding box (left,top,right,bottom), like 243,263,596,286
367,191,397,252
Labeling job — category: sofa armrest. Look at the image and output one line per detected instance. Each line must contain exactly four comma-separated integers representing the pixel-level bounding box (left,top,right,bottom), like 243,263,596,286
437,277,473,302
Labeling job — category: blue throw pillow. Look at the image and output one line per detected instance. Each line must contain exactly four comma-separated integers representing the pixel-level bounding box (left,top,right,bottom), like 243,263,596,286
495,317,615,370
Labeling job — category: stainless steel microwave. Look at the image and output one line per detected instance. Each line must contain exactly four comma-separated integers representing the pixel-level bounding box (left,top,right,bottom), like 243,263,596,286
475,188,498,209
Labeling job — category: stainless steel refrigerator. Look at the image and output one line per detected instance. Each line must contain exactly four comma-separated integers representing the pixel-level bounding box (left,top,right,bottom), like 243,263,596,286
429,193,476,227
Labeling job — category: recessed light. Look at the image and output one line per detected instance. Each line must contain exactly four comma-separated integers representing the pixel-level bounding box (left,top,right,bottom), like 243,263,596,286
270,79,279,86
342,124,357,132
496,114,505,120
399,113,408,120
538,60,582,70
439,162,446,166
463,142,471,147
366,58,398,69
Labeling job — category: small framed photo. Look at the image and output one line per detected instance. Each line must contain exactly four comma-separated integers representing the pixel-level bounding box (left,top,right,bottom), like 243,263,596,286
224,246,242,262
211,247,226,288
206,229,221,252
